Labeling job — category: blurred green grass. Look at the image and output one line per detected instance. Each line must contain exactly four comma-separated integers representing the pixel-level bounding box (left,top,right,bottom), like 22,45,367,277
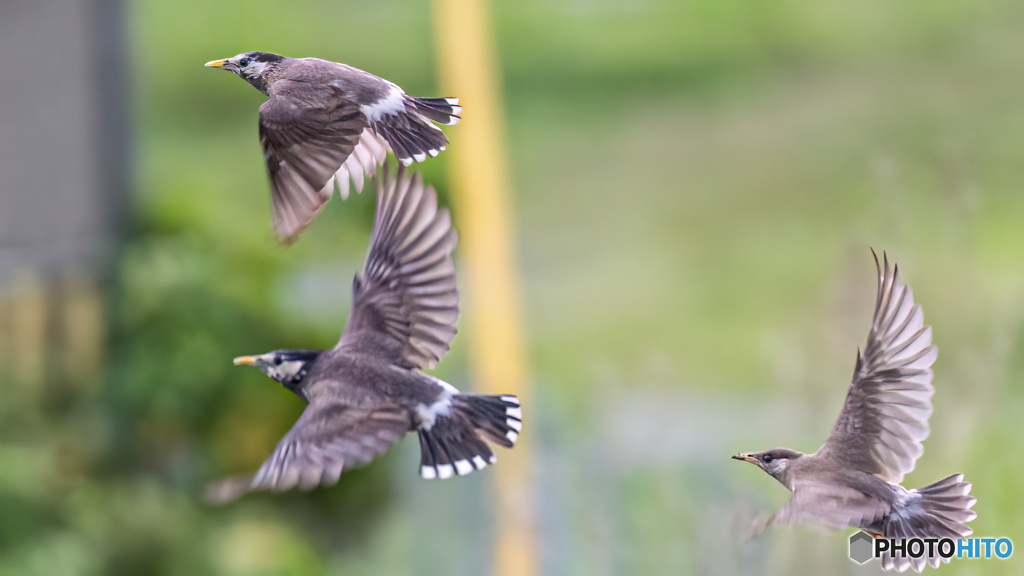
3,0,1024,574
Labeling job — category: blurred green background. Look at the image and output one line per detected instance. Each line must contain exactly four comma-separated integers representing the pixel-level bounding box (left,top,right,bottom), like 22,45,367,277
2,0,1024,574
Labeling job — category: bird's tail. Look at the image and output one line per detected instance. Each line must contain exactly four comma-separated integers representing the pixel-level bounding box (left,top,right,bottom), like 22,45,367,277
406,96,462,126
417,393,521,480
369,96,461,167
881,474,977,572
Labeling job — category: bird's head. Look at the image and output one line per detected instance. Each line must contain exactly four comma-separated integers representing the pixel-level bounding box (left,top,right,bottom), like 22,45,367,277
732,448,805,485
205,51,285,95
233,349,322,393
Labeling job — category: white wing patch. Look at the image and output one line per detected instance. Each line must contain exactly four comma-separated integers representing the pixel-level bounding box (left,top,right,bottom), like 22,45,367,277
359,84,406,122
412,374,461,430
414,397,452,431
331,128,390,200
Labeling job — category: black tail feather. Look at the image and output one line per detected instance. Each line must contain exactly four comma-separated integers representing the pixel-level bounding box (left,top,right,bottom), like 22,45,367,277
406,96,461,125
457,394,522,448
372,118,449,166
417,394,521,479
372,123,410,160
369,96,459,167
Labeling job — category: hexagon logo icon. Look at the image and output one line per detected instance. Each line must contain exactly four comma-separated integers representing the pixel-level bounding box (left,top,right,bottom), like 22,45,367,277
849,531,874,564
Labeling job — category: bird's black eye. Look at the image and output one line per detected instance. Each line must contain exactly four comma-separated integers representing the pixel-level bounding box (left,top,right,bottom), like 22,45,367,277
274,356,283,366
762,454,773,463
239,58,250,67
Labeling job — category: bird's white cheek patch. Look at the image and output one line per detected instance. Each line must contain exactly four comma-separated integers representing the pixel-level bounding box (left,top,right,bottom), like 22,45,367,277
269,360,305,382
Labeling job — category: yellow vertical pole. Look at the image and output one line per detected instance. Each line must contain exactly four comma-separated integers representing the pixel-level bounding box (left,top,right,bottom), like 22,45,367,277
10,271,49,394
430,2,537,576
59,273,105,393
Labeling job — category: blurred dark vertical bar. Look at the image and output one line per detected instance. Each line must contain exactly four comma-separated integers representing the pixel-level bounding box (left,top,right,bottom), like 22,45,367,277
94,0,133,240
0,0,129,394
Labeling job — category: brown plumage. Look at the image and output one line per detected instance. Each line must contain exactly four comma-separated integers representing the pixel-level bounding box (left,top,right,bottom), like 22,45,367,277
206,168,520,503
206,51,461,242
733,252,976,572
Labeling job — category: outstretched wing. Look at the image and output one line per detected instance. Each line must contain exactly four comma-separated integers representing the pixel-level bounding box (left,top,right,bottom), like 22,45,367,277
335,168,459,370
817,252,938,484
206,400,410,503
259,80,368,242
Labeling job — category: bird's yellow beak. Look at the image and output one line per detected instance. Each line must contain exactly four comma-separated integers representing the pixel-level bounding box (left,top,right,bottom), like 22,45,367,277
205,59,227,68
233,355,259,366
732,453,759,464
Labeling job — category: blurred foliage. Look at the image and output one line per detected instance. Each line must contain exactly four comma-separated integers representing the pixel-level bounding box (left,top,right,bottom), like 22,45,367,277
3,0,1024,574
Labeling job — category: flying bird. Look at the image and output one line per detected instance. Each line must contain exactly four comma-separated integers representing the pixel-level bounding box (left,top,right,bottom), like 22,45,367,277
206,168,520,503
205,51,461,242
732,253,976,572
